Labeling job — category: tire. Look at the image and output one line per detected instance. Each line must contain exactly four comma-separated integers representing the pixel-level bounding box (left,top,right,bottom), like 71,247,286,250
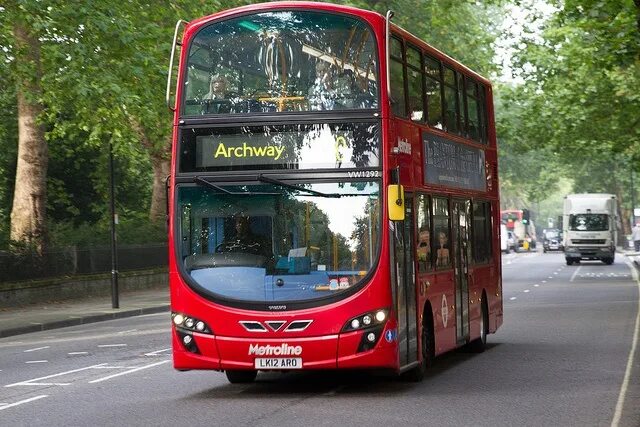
566,259,573,265
468,296,488,353
225,369,257,384
603,258,614,265
403,310,434,382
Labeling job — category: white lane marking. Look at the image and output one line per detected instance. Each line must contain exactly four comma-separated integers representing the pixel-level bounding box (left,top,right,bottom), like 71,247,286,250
23,346,50,353
97,344,127,348
509,297,517,301
118,329,138,335
19,382,70,386
5,363,108,387
542,280,547,283
25,360,48,364
570,266,582,283
0,328,167,350
612,260,640,427
548,276,553,279
534,284,540,287
68,352,89,355
88,360,170,384
0,395,48,411
554,272,558,275
145,348,171,356
523,290,530,293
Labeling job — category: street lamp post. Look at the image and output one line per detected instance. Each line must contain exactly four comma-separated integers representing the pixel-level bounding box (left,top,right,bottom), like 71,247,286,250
631,167,636,228
109,139,119,309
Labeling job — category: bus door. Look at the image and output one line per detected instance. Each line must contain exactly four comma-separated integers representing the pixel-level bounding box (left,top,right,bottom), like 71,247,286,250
394,193,418,366
452,200,471,344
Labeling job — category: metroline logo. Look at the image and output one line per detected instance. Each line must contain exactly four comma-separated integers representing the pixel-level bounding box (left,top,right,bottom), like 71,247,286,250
248,343,303,356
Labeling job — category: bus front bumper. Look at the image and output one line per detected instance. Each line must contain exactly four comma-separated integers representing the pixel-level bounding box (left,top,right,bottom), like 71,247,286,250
565,246,613,260
172,325,398,371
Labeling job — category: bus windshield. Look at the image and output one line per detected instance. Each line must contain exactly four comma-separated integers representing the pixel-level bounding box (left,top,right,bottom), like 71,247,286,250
569,214,609,231
183,10,379,115
177,181,380,304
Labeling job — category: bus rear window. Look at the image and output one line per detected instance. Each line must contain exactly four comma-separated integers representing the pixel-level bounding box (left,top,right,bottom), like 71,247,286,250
183,11,379,115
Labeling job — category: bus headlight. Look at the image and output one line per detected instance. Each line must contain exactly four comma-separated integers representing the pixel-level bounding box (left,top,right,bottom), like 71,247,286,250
172,312,212,334
342,309,389,332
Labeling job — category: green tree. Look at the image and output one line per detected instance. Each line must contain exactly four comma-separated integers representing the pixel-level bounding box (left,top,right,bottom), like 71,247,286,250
1,2,49,253
506,0,640,233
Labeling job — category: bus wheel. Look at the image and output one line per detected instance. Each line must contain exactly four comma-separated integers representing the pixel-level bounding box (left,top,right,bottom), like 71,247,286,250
225,369,257,384
403,309,434,382
469,296,488,353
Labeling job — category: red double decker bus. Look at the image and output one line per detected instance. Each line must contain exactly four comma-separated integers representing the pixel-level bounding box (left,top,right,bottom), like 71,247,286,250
166,1,502,383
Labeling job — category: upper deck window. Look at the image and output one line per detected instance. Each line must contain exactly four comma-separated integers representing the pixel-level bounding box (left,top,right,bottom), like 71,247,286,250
183,11,379,115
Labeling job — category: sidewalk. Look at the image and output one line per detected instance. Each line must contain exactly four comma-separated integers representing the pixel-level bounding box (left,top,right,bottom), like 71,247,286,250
624,249,640,271
0,288,169,338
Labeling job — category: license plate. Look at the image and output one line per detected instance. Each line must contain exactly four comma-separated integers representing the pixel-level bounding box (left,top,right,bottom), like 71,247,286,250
550,245,558,249
254,358,302,369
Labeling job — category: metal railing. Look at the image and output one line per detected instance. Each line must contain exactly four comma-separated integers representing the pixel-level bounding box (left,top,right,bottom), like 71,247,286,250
0,244,168,284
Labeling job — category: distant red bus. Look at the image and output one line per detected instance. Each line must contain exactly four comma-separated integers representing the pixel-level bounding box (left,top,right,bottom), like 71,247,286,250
166,1,502,383
501,209,523,231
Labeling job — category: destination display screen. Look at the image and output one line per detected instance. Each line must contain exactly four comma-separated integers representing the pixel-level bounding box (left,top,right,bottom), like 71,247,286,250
179,122,380,172
423,132,486,191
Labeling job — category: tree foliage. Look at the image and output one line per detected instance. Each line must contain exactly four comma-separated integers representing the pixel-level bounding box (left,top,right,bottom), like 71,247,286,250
498,0,640,231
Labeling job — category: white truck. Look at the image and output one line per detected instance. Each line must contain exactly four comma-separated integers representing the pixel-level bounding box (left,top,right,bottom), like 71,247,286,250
563,194,617,265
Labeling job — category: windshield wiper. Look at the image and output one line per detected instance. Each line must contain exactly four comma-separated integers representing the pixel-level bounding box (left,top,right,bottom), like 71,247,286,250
257,174,341,198
194,176,279,196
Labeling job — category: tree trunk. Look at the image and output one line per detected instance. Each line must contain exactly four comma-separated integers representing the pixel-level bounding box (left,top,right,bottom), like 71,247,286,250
10,24,48,254
149,149,171,223
129,118,171,223
616,189,632,235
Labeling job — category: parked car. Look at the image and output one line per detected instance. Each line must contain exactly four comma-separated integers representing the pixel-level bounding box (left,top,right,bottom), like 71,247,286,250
543,229,564,252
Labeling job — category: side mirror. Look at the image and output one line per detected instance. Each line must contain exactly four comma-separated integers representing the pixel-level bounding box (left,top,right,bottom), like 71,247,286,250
388,184,405,221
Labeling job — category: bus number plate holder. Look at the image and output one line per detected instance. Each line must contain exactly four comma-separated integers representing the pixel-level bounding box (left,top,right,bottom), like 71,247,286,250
254,358,303,369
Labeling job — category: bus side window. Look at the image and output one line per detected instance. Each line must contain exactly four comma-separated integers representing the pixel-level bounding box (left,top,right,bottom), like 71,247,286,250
424,55,443,129
432,197,451,269
417,194,432,272
466,77,480,141
472,201,492,264
406,45,423,121
443,67,459,134
390,36,406,117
